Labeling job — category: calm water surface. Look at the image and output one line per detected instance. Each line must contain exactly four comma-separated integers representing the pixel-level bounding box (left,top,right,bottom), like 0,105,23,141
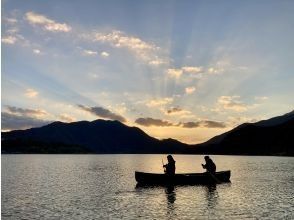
2,155,294,219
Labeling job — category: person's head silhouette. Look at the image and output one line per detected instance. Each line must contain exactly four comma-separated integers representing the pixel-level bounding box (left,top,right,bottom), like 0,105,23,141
167,155,175,163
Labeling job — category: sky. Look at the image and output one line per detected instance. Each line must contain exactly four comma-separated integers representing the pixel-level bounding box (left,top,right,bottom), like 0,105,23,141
1,0,294,144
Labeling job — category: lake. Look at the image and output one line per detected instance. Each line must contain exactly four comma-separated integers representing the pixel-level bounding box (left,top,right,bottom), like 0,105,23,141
1,155,294,219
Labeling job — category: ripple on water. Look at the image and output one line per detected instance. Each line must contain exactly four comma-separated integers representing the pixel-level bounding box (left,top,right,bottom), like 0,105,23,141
2,155,294,219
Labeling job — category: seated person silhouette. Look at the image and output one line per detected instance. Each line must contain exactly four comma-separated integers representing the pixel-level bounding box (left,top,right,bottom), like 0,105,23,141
202,156,216,173
163,155,176,175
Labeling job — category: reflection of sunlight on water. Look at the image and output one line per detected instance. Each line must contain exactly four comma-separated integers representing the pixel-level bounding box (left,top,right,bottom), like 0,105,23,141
2,155,294,219
135,183,232,219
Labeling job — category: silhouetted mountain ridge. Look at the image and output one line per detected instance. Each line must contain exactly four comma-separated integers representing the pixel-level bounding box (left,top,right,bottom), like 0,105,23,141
2,110,294,155
195,111,294,156
2,119,190,153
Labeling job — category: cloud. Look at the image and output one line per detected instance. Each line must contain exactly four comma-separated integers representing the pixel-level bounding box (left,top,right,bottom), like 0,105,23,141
148,59,166,66
88,73,99,79
206,59,248,75
185,87,196,94
181,120,226,128
25,11,71,32
135,117,225,128
217,96,248,112
228,116,258,127
5,106,47,118
165,107,192,118
167,66,203,78
95,30,154,50
1,112,51,130
2,36,17,44
33,49,41,54
146,98,173,107
182,66,203,73
254,96,269,101
78,104,126,122
181,121,201,128
2,15,31,47
4,17,18,24
24,88,38,98
94,30,165,65
83,50,98,56
208,67,224,74
100,51,109,57
166,68,183,78
2,105,50,130
166,60,245,79
135,117,174,127
6,28,19,34
202,120,226,128
166,107,183,114
59,113,76,122
207,59,232,74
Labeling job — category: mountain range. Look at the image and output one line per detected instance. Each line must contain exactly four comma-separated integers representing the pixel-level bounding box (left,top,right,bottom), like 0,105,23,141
2,110,294,156
1,120,190,154
196,110,294,156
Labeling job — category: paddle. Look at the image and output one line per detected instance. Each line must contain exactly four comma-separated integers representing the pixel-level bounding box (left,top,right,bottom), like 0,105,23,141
207,170,221,184
162,158,166,173
202,163,221,183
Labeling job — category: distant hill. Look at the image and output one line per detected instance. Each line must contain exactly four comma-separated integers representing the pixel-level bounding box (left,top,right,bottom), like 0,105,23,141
194,110,294,156
1,120,190,153
2,111,294,156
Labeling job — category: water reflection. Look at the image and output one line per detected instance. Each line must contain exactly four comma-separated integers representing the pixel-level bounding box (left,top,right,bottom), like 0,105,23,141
165,185,176,204
135,184,176,205
135,184,177,218
3,155,293,219
205,184,218,209
165,185,176,218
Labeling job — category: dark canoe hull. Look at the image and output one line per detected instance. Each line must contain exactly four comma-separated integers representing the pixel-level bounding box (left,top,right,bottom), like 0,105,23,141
135,170,231,185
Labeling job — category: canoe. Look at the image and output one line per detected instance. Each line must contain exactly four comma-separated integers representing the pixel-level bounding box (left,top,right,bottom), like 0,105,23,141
135,170,231,185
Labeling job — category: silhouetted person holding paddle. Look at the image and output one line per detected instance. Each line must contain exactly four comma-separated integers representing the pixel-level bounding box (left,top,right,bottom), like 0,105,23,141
202,156,216,173
163,155,176,175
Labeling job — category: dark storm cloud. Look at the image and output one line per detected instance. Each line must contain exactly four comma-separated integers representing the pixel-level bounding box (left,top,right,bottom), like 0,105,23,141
78,104,126,122
135,117,174,127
